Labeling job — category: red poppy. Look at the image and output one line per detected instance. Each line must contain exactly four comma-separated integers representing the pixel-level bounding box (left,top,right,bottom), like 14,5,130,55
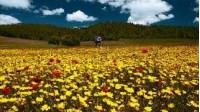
157,80,164,87
30,82,39,90
71,60,79,64
56,59,61,63
32,76,42,83
2,87,12,95
135,67,145,73
24,66,29,71
84,74,90,80
49,58,54,63
99,110,105,112
172,64,180,69
142,48,148,53
48,58,55,65
113,59,117,66
113,59,116,63
51,69,61,78
16,69,21,73
101,86,109,93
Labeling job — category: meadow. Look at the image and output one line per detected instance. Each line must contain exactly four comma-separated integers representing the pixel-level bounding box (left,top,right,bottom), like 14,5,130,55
0,46,198,112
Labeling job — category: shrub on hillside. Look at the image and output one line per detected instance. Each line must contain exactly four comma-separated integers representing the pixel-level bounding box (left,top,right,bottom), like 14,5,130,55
62,38,80,46
48,38,60,45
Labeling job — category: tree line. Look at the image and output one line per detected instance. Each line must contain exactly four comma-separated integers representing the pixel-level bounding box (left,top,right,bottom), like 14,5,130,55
0,22,198,46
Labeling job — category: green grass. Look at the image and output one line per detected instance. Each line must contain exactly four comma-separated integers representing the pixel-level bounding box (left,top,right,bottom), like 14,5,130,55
81,39,198,47
0,36,59,48
0,36,198,48
120,38,199,46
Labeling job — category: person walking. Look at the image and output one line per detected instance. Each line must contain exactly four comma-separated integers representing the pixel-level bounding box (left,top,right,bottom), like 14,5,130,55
94,35,102,47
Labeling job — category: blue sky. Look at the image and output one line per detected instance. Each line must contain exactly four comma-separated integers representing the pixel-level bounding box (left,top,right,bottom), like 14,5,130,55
0,0,199,27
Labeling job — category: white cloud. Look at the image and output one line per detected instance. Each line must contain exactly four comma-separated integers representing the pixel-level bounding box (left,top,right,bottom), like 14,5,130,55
102,6,107,10
194,0,199,12
66,10,97,22
78,0,174,25
194,0,199,22
0,0,31,9
33,9,40,14
0,14,21,25
121,0,174,25
194,17,199,23
42,8,65,16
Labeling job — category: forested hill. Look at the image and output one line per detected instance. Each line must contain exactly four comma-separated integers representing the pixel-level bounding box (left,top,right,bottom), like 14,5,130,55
0,23,198,41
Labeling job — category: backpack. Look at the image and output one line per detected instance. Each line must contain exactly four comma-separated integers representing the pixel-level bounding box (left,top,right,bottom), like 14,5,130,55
97,36,102,42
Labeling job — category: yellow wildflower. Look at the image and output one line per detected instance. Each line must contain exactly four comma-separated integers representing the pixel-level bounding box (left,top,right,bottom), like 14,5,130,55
111,109,117,112
115,84,122,89
41,104,50,111
168,103,175,108
95,105,103,111
161,109,168,112
11,106,18,112
124,86,134,93
144,106,152,112
36,97,43,103
65,91,72,96
60,95,67,100
174,89,181,95
57,102,65,110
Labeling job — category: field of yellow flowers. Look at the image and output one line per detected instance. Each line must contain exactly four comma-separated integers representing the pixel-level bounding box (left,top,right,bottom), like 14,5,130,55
0,46,198,112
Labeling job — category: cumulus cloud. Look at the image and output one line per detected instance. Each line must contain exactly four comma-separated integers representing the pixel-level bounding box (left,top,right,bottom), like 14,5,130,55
66,10,97,22
42,8,65,16
121,0,174,25
0,14,21,25
74,0,174,25
194,0,199,12
0,0,31,9
194,17,199,22
194,0,199,23
102,6,107,10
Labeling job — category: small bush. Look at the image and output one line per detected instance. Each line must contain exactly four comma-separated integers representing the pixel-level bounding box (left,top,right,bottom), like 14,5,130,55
62,38,80,46
48,38,60,45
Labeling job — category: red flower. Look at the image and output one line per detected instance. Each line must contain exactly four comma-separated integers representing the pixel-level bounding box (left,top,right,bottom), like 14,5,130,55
135,67,145,73
142,48,148,53
32,76,42,83
101,86,109,93
51,69,61,78
71,60,79,64
113,59,117,66
48,58,55,65
56,59,61,63
16,69,21,73
2,87,12,95
30,82,39,90
113,59,116,63
157,80,164,87
49,58,54,63
24,66,29,71
99,110,105,112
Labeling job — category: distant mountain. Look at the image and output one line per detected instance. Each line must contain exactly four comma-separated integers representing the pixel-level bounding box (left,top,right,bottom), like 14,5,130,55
0,23,198,41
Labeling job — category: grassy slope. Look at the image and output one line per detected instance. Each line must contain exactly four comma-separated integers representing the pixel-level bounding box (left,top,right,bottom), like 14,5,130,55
0,36,57,48
0,36,198,48
120,38,199,46
81,39,198,46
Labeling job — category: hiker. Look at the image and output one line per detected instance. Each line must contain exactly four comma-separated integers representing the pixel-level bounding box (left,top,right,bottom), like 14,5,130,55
94,36,102,47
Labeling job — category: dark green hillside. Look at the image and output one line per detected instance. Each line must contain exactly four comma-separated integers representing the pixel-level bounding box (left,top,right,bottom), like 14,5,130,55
81,23,198,40
0,24,74,40
0,22,198,42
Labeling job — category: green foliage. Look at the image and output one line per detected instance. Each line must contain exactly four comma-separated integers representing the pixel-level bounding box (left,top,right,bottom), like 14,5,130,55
61,38,80,46
0,23,198,42
48,38,60,45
